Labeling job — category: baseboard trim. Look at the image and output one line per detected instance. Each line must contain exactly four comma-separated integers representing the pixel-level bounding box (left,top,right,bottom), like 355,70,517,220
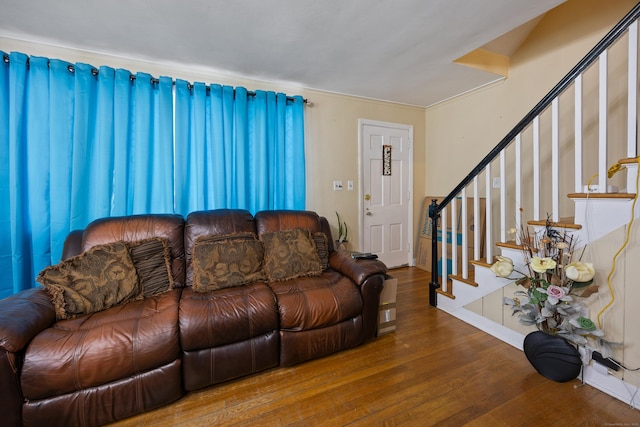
582,365,640,409
438,306,640,410
438,305,525,350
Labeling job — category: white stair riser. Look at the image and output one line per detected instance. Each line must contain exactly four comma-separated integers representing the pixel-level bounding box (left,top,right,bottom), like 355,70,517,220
572,198,635,244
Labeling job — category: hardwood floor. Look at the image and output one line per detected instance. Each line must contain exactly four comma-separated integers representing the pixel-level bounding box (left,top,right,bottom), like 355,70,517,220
111,268,639,426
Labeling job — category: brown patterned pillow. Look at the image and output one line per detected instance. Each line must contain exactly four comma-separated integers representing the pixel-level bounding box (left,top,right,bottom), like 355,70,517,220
312,232,329,271
128,237,174,298
37,242,139,320
261,228,322,282
192,234,265,292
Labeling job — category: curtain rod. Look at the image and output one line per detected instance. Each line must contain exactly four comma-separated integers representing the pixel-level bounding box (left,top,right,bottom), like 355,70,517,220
2,53,310,104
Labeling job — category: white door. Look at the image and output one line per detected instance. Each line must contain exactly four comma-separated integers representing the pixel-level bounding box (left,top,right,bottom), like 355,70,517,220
360,120,413,268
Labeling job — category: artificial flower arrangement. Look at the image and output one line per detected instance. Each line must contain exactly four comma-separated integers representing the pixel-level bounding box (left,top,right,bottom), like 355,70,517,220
492,221,614,358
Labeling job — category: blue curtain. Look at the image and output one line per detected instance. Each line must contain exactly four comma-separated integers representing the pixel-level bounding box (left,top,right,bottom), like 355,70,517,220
173,82,305,216
0,51,306,298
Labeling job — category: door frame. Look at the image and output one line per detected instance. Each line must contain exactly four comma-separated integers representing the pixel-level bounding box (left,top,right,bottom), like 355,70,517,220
358,119,414,267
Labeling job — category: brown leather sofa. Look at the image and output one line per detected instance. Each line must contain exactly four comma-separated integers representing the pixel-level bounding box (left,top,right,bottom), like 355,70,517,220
0,209,387,426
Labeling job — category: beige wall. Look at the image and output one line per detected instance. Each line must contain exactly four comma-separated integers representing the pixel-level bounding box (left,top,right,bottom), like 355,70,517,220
0,36,426,254
424,0,638,196
304,91,426,252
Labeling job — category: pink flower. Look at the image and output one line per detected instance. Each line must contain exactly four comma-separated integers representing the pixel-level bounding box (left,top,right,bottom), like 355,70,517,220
545,285,569,305
546,285,566,299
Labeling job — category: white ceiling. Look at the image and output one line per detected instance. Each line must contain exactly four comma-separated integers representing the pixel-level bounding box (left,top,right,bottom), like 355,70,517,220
0,0,565,107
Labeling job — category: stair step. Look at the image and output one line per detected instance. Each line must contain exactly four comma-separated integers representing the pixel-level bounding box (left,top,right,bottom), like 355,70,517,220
470,258,493,268
618,157,639,165
527,217,582,230
436,288,456,300
448,274,478,287
568,192,636,199
496,240,526,250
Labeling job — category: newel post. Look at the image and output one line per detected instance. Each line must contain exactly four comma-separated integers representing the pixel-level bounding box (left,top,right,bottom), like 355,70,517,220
428,199,440,307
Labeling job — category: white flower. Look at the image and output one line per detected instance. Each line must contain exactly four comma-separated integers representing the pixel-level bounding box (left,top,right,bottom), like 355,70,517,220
531,256,556,273
565,261,595,282
490,256,514,278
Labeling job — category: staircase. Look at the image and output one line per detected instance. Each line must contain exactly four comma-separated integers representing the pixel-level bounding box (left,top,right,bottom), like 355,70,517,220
427,3,640,407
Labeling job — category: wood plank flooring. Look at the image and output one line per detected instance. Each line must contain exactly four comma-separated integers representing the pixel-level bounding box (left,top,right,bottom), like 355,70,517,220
111,267,639,426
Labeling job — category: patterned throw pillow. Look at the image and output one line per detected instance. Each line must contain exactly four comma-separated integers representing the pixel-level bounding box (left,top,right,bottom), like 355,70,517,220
312,231,329,271
128,237,174,298
192,233,265,292
37,242,140,320
261,228,323,282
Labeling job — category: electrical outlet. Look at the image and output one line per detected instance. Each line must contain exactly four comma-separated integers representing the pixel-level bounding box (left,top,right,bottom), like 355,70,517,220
582,185,619,193
492,177,501,188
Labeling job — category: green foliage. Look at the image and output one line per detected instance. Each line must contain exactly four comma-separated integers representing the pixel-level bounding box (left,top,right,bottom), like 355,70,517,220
336,211,348,243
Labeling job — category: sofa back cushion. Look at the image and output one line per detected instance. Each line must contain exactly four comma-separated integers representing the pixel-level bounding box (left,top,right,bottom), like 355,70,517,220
81,214,186,287
184,209,257,286
255,210,323,236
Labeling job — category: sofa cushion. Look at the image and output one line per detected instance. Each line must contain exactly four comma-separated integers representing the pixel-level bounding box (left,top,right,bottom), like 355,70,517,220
261,228,322,282
179,283,279,351
36,242,140,320
192,233,265,292
20,288,182,401
129,237,174,297
269,269,363,330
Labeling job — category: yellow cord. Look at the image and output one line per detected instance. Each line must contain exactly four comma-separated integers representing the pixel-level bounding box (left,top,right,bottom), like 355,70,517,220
597,157,640,328
608,162,625,179
587,174,598,192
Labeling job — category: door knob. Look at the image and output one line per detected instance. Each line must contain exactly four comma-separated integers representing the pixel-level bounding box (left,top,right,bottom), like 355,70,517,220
366,211,372,216
364,194,371,201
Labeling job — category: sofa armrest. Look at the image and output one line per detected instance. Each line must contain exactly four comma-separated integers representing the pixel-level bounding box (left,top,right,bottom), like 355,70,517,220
0,287,55,427
329,251,387,343
328,250,387,286
0,287,56,353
